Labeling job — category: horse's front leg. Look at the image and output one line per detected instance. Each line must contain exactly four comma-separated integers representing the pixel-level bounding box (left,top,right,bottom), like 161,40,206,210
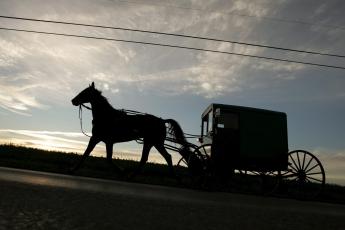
70,136,99,173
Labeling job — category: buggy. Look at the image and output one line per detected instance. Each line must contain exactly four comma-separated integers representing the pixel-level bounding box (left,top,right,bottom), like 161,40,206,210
175,104,325,198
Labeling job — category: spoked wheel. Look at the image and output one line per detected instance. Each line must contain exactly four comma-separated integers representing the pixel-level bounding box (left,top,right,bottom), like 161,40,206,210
176,144,211,188
193,144,213,188
176,144,211,169
281,150,325,199
194,144,212,166
176,152,193,186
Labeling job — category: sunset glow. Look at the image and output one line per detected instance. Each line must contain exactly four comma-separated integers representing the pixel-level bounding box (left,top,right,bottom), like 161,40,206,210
0,0,345,185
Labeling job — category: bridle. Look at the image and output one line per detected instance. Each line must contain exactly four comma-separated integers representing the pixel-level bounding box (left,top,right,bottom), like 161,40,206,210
79,103,92,137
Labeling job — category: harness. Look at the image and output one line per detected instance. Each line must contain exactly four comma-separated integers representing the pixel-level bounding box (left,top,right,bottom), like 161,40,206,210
78,104,199,141
78,103,147,138
77,102,201,165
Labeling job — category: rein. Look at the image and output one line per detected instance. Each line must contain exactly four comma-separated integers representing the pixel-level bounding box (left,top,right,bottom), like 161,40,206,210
79,104,92,137
78,104,199,140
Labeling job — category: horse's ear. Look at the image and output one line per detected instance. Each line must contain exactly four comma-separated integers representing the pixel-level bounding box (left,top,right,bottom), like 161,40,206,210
91,82,95,88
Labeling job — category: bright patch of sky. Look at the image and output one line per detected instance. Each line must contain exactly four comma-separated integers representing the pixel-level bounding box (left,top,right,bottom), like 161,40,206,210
0,0,344,185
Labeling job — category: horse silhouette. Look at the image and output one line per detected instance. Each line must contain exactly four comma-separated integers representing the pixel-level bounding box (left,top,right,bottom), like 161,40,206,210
70,82,193,178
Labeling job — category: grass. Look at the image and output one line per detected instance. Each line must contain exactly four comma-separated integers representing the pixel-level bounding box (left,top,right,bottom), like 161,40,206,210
0,143,188,187
0,143,345,204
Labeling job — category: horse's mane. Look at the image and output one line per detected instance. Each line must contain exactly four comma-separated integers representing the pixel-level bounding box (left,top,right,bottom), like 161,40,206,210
94,88,125,115
94,88,112,107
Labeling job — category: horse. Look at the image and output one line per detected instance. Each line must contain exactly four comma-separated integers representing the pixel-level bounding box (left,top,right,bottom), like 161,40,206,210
70,82,195,178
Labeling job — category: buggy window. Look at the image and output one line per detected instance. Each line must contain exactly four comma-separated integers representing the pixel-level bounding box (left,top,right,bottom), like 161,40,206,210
208,112,213,133
201,110,213,136
217,112,239,130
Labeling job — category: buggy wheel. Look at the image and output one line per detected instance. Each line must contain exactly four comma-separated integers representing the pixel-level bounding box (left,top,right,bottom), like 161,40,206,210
176,144,211,169
175,155,193,186
175,144,211,188
177,156,188,167
282,150,325,199
175,145,205,188
193,144,213,189
193,144,212,167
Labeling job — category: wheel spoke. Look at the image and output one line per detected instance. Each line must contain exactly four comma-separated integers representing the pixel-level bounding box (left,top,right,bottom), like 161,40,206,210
247,171,260,176
305,177,311,183
302,152,306,170
306,172,323,176
202,146,206,153
305,163,319,173
303,156,313,171
289,154,300,170
283,172,299,179
181,159,187,166
306,176,323,183
265,171,275,176
296,151,302,169
288,162,299,172
281,170,292,176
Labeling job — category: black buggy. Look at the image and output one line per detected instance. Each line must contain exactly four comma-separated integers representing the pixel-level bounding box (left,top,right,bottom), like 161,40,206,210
72,84,325,199
173,104,325,199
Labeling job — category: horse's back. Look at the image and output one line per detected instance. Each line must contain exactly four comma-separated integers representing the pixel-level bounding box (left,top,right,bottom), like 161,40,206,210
131,114,165,130
92,112,166,142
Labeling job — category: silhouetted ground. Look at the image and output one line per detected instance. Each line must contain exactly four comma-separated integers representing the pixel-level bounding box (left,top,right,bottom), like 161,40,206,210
0,144,185,187
0,144,345,204
0,168,345,230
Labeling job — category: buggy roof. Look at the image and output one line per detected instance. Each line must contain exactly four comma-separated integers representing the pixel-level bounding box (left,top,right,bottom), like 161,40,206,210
201,103,286,119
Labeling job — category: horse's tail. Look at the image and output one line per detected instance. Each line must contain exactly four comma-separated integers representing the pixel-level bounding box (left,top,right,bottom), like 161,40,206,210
165,119,203,173
164,119,188,147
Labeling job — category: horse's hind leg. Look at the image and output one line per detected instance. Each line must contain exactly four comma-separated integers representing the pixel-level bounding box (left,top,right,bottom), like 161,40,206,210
131,142,152,177
106,142,123,175
155,143,176,178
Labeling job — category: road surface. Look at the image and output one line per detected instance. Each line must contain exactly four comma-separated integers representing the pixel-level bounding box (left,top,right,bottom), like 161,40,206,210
0,166,344,230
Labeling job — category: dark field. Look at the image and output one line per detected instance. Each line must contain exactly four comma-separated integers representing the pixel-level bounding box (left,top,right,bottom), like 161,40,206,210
0,144,344,204
0,144,185,187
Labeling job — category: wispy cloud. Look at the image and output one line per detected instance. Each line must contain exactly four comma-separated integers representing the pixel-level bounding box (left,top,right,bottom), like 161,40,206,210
0,0,341,115
0,81,46,115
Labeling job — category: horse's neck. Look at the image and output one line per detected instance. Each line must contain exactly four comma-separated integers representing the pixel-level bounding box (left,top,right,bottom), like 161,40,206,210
90,96,123,121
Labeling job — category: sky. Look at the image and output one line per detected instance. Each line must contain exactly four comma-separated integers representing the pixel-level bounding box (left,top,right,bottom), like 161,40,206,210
0,0,344,185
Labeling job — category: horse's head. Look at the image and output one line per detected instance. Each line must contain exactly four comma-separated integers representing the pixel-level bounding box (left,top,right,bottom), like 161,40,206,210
71,82,99,106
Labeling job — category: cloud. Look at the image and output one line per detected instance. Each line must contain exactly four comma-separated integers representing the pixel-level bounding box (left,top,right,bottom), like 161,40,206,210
312,148,345,186
0,129,87,147
0,129,108,157
1,0,338,116
0,39,29,67
0,80,46,115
